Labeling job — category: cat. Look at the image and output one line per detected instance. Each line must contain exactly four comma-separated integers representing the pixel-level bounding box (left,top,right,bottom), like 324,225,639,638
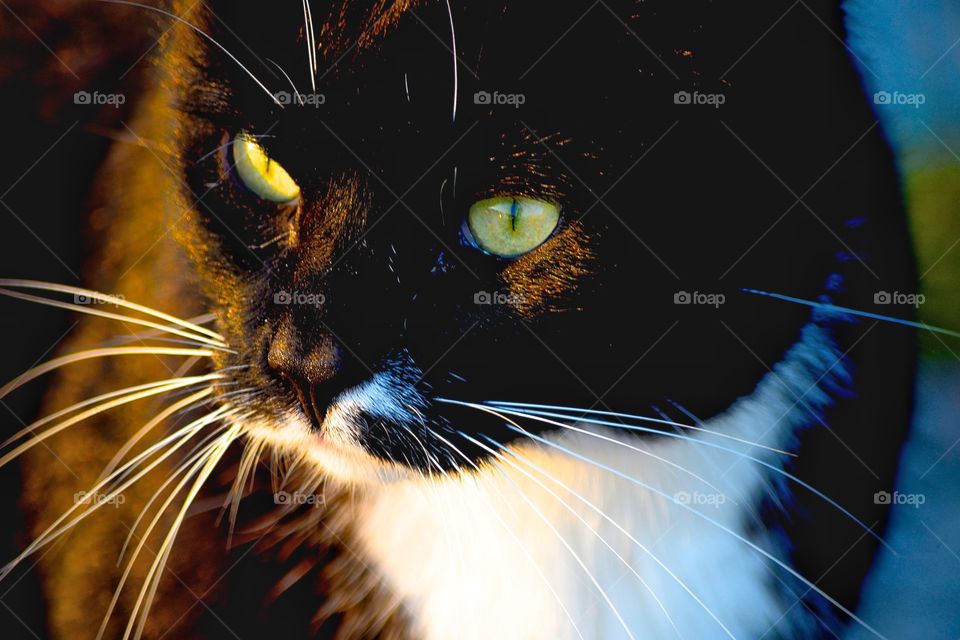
1,0,916,638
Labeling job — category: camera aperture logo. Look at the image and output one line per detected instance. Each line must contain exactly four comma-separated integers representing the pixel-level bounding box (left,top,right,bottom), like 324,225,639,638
74,292,125,307
674,491,727,508
74,90,126,108
74,490,126,508
474,290,524,306
274,491,322,508
474,90,526,109
674,90,726,109
274,291,326,308
874,291,925,308
874,491,925,508
873,91,925,109
274,91,326,107
674,291,725,308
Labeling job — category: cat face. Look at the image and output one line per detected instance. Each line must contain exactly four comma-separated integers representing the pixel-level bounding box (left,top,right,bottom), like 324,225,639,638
172,0,892,484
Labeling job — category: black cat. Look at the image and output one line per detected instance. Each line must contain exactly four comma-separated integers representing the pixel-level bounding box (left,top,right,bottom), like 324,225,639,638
2,1,915,638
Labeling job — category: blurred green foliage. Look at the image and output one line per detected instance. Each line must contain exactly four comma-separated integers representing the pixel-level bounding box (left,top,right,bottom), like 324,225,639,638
906,161,960,356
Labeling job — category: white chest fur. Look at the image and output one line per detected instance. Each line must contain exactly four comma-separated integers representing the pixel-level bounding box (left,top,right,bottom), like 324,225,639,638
353,323,843,639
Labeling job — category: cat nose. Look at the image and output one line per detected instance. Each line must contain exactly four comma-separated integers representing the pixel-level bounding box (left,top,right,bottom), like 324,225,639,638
267,322,357,429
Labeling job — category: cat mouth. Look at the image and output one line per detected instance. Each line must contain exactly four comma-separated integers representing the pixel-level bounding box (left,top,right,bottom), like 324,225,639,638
243,396,425,487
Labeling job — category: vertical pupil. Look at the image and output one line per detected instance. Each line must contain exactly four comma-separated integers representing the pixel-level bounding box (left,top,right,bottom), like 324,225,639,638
509,198,520,231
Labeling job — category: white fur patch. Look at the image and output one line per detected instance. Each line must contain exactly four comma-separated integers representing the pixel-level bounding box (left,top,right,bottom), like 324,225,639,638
245,371,429,485
350,322,844,639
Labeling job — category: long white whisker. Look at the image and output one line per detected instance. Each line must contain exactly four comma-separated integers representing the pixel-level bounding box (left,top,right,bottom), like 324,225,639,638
220,436,267,546
2,377,212,450
94,0,282,107
423,427,586,640
481,426,735,639
514,414,731,501
125,423,242,640
97,387,217,481
444,0,459,121
472,402,887,549
455,403,741,637
1,406,236,581
266,58,306,105
118,427,234,565
483,411,887,640
0,347,216,400
0,280,226,344
457,431,638,640
489,401,794,456
472,404,734,501
474,432,685,640
0,288,228,349
302,0,317,91
98,424,234,640
104,336,215,350
0,375,223,468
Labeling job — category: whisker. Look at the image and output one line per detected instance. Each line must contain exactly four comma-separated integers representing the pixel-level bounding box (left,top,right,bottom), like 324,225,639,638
266,58,306,105
475,429,732,639
97,387,217,482
742,288,960,339
3,377,214,450
444,0,459,121
422,427,586,640
483,410,887,640
95,0,283,108
0,279,226,344
1,406,237,581
118,427,236,566
466,404,734,501
301,0,318,91
0,288,228,349
220,435,267,546
97,423,234,640
457,430,638,640
474,402,889,551
124,423,242,640
103,336,215,350
0,347,216,400
488,401,794,456
472,432,685,639
0,375,224,468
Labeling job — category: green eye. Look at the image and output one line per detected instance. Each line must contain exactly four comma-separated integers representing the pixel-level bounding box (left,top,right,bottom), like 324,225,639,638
232,133,301,203
467,196,561,258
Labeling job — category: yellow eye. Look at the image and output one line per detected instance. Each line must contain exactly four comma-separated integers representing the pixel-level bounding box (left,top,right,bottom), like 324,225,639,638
467,196,560,258
232,133,301,203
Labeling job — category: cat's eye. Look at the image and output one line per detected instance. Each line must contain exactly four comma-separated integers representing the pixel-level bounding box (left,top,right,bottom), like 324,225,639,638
466,196,560,258
231,133,301,203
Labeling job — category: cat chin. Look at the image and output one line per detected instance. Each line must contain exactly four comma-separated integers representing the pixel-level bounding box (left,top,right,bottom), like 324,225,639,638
239,411,421,488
